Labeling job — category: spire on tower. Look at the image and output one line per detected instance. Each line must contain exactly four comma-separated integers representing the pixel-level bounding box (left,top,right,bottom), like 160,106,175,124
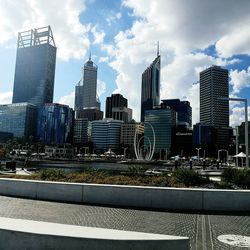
89,51,91,61
157,41,160,57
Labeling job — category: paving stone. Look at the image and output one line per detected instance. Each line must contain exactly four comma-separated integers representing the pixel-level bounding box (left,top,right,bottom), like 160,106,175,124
0,195,248,250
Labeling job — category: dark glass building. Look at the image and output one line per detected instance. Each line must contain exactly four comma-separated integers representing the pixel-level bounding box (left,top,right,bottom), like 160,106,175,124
105,94,132,123
0,132,13,143
161,99,192,127
12,26,56,106
73,118,89,145
76,108,103,121
106,94,127,118
37,103,73,145
141,51,161,122
200,65,229,146
0,103,37,139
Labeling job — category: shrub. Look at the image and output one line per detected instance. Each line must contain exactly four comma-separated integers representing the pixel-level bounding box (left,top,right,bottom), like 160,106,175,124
38,169,66,181
222,168,250,189
173,169,206,186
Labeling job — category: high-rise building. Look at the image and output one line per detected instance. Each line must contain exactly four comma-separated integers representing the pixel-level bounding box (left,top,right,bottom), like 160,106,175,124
105,94,132,123
12,26,56,106
0,103,37,139
161,99,192,127
73,118,89,145
90,119,123,152
37,103,73,145
200,65,229,146
144,108,176,156
75,55,100,111
141,46,161,122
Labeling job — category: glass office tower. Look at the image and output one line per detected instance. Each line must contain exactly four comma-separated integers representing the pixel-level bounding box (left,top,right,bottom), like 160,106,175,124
144,108,176,153
0,103,37,139
37,103,73,145
141,50,161,122
12,26,57,106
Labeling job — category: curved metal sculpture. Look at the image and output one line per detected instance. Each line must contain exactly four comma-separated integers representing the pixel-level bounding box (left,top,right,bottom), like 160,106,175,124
134,122,155,161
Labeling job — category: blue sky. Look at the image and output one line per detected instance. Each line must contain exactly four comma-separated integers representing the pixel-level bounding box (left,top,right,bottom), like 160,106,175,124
0,0,250,126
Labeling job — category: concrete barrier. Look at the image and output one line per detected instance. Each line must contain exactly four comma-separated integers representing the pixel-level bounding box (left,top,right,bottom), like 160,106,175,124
0,217,189,250
0,178,249,212
37,181,83,203
83,184,203,210
0,178,37,199
202,189,250,211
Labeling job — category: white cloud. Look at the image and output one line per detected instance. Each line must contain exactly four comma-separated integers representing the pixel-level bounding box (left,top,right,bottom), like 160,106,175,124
216,26,250,58
97,80,106,97
99,56,109,63
103,0,250,122
230,106,250,127
123,0,250,56
91,26,106,45
106,12,122,26
58,91,75,108
0,0,90,60
230,67,250,94
0,91,12,104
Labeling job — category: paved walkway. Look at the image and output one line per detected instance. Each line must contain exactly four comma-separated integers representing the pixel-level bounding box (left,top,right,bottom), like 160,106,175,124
0,195,249,250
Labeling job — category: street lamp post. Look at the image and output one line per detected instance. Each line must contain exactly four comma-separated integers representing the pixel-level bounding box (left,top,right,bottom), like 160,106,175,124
196,148,201,162
218,97,248,168
122,147,127,159
235,127,239,167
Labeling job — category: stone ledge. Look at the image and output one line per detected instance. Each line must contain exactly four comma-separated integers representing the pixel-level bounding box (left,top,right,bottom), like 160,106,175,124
0,178,249,212
0,217,189,250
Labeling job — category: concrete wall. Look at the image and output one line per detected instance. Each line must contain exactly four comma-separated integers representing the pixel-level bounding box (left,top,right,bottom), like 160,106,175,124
0,178,249,212
0,217,189,250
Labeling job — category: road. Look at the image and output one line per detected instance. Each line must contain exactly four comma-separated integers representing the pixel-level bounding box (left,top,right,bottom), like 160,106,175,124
0,195,249,249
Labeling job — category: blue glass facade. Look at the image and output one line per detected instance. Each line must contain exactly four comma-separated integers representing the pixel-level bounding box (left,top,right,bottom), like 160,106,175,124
144,108,176,153
12,27,56,106
37,104,73,145
161,99,192,127
141,55,161,122
0,103,37,139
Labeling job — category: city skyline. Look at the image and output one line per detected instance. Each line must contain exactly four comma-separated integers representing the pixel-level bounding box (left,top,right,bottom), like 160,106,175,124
1,0,250,126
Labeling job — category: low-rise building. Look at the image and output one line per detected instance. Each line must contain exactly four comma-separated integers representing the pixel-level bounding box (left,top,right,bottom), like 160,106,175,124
0,103,37,140
90,119,123,152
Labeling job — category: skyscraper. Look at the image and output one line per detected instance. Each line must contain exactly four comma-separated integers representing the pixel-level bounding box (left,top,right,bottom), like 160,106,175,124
75,55,100,111
12,26,57,106
140,45,161,122
200,65,229,146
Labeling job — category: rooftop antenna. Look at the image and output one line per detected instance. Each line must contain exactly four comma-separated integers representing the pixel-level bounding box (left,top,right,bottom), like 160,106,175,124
157,41,160,57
